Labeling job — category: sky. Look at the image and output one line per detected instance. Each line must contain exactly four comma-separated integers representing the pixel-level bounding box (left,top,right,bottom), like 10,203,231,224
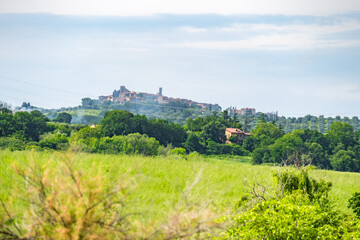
0,0,360,117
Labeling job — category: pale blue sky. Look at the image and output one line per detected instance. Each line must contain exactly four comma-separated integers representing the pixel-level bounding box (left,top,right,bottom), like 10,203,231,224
0,1,359,117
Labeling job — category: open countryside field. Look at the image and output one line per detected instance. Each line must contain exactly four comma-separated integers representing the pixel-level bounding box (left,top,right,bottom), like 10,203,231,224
1,150,360,224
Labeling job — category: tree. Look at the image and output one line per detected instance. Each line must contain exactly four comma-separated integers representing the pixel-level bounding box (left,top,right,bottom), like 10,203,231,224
54,112,72,123
251,122,284,147
242,136,257,152
101,110,135,137
202,121,226,144
220,110,229,121
184,133,204,153
307,142,330,169
0,111,16,137
252,146,270,164
0,101,11,113
228,135,239,144
270,133,306,164
326,122,355,151
12,111,49,141
243,116,249,133
21,102,31,109
81,98,97,109
331,150,358,172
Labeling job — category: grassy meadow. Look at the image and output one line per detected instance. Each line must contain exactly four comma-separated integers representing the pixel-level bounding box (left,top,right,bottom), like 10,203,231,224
1,150,360,224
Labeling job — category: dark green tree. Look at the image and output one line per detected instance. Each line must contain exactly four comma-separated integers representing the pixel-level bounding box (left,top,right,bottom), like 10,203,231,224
54,112,72,124
331,150,358,172
326,122,355,151
184,132,204,153
202,121,226,144
101,110,135,137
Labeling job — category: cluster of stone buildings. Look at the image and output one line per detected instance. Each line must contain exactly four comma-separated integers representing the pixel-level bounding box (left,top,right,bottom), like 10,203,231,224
227,107,256,115
99,86,222,111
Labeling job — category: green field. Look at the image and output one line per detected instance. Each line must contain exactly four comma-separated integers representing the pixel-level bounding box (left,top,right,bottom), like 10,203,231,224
1,150,360,224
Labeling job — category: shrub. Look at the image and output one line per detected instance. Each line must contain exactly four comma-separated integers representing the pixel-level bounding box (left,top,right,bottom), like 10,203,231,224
348,192,360,219
0,137,26,151
223,192,346,239
171,147,187,156
124,133,160,156
273,167,332,203
38,133,69,150
223,167,347,239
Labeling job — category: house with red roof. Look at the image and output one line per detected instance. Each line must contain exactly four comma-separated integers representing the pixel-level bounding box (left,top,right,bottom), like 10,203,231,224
225,128,250,144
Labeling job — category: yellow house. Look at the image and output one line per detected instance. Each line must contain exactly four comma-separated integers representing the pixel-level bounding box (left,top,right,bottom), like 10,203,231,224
225,128,250,143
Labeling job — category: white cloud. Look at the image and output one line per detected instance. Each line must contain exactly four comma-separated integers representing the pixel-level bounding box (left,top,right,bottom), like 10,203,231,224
169,20,360,50
0,0,360,16
220,20,360,35
180,27,208,33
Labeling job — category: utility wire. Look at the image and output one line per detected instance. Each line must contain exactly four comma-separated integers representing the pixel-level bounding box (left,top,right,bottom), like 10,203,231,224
0,84,80,106
0,74,98,98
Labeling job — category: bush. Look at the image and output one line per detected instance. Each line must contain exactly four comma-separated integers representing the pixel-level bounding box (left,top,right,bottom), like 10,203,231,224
93,133,161,156
171,147,187,156
206,140,246,155
273,167,332,202
223,167,348,239
38,133,69,151
223,192,346,239
348,192,360,219
124,133,160,156
251,146,270,164
0,137,25,151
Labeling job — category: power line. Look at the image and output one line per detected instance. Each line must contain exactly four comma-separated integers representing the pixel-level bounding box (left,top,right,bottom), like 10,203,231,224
0,84,80,106
0,74,98,98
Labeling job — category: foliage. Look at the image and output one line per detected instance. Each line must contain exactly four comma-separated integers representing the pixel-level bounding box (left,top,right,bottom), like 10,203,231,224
327,122,355,150
84,133,161,156
251,146,271,164
0,137,26,151
223,193,347,239
273,167,332,202
0,154,137,239
0,152,222,239
251,122,284,147
348,192,360,219
228,135,239,144
171,147,187,156
54,112,72,123
223,167,349,239
270,133,305,164
206,140,247,156
101,110,135,137
184,132,205,153
0,110,49,141
38,133,69,150
331,150,359,172
101,110,186,147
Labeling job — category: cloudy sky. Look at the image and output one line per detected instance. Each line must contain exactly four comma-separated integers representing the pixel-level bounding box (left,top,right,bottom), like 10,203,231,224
0,0,360,117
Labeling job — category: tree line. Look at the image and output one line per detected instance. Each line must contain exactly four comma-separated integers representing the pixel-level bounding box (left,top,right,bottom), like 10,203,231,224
1,107,360,173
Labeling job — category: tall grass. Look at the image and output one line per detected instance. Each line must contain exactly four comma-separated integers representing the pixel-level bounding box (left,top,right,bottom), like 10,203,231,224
1,150,360,233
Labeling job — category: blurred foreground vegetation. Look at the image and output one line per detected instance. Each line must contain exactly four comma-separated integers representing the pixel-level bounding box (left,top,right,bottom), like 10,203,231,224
1,151,360,239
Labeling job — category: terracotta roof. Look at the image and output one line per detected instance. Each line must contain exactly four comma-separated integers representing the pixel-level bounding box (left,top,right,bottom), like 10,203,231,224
226,128,251,135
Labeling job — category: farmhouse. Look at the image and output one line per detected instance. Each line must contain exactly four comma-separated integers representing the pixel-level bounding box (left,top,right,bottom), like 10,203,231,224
225,128,250,144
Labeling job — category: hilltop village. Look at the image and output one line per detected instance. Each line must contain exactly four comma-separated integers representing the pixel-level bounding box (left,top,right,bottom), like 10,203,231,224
98,86,222,111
